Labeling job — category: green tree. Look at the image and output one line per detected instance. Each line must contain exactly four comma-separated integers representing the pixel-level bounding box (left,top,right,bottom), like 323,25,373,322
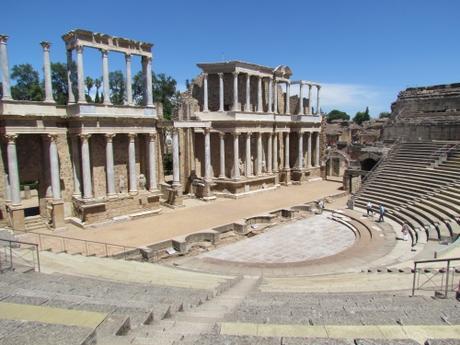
326,109,350,123
10,64,43,101
85,76,94,102
379,111,391,119
94,78,101,103
0,82,3,99
353,106,371,125
109,70,125,105
50,62,77,105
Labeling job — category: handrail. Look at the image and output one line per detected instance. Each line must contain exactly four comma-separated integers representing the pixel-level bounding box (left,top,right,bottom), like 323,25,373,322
427,143,458,167
0,238,40,273
361,138,400,184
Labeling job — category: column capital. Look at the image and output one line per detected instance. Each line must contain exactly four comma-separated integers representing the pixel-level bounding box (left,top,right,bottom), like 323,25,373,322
246,132,252,137
79,133,91,141
316,84,321,90
219,132,225,138
40,41,51,51
232,132,240,138
100,48,109,56
128,133,137,141
232,71,239,77
0,35,9,44
105,133,116,142
143,55,152,63
47,134,59,142
217,72,224,78
148,132,157,141
125,53,132,61
204,127,211,134
76,45,84,53
4,134,17,143
202,72,208,77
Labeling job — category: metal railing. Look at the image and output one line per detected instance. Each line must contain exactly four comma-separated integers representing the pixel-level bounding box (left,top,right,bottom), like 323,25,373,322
0,238,40,273
411,257,460,298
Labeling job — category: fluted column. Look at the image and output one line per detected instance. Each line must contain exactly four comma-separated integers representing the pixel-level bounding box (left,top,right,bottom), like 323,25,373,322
268,78,273,113
298,83,304,115
232,133,240,180
232,72,239,111
147,133,158,191
128,134,137,193
172,129,181,186
0,35,12,100
48,135,61,200
307,132,312,168
315,132,320,166
105,133,116,196
245,74,251,112
142,56,153,107
285,82,290,114
76,45,86,104
218,73,224,112
6,135,20,205
297,132,303,169
273,133,279,172
41,41,54,103
101,49,111,105
245,132,252,177
203,73,209,112
80,134,92,199
267,133,272,173
70,136,81,197
257,76,263,112
219,133,225,178
256,132,262,175
307,84,312,115
316,85,321,115
273,80,278,114
204,128,211,180
125,53,133,105
284,132,290,169
66,49,75,104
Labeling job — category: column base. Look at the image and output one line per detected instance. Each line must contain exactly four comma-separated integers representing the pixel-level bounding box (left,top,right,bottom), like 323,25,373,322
192,178,216,201
164,185,184,207
7,204,25,231
50,200,65,229
291,169,305,185
280,169,292,186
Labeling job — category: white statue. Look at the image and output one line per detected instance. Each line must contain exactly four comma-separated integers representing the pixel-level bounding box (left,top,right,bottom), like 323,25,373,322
138,174,146,190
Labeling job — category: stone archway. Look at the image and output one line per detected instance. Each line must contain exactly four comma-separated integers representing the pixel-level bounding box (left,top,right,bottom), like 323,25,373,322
324,149,351,180
358,152,381,171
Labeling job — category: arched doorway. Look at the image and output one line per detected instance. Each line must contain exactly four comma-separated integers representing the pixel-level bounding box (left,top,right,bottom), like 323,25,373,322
360,158,377,171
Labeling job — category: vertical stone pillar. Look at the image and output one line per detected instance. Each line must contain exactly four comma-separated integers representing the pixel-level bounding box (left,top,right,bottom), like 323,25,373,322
204,128,211,180
219,132,225,178
316,85,321,115
232,72,239,111
101,49,111,105
285,82,290,114
172,129,181,186
66,49,75,104
268,78,273,113
284,132,290,169
218,73,224,112
142,56,154,107
0,35,12,100
245,74,251,112
41,41,54,103
307,132,312,168
257,76,263,112
80,134,92,199
48,135,61,200
315,132,320,166
308,84,312,115
4,174,11,202
203,73,209,112
267,133,272,173
273,133,278,172
245,132,252,177
128,133,137,193
298,83,304,115
147,133,158,191
76,45,86,104
297,132,303,169
256,132,262,175
6,134,20,205
273,80,278,114
232,133,240,180
105,133,116,196
125,53,133,105
70,136,81,197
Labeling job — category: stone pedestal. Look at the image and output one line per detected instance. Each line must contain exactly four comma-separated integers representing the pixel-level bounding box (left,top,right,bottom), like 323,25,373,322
50,200,65,229
291,170,305,185
7,205,25,231
193,178,216,201
280,169,291,185
165,186,184,208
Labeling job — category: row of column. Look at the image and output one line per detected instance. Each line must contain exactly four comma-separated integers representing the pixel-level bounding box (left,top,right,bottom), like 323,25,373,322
72,133,158,200
201,72,321,115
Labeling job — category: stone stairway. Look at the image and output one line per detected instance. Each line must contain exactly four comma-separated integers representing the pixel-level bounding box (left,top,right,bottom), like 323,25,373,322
24,215,49,232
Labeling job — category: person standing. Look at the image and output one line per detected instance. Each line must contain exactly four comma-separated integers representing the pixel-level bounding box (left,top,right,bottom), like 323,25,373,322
366,201,373,217
401,222,410,241
378,204,385,222
318,199,324,214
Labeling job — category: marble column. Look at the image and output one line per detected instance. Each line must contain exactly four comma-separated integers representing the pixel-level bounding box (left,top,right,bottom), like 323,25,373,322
145,56,154,107
6,135,20,205
245,74,251,112
66,49,75,104
307,84,312,115
245,132,252,177
48,135,61,200
298,84,304,115
284,132,290,169
203,73,209,112
70,136,81,197
257,133,263,175
267,133,272,173
316,85,321,115
232,133,240,180
105,133,116,196
268,78,273,113
257,76,263,112
76,45,86,104
125,53,133,105
0,35,12,100
41,41,54,103
297,132,303,169
172,129,181,186
307,132,312,168
273,80,278,114
219,133,225,178
273,133,278,172
147,133,158,191
232,72,239,111
315,132,320,166
101,49,111,105
128,133,137,193
204,128,211,180
80,134,92,199
218,73,224,112
285,82,290,114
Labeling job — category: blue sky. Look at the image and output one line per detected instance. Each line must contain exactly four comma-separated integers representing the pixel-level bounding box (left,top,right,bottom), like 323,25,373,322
2,0,459,116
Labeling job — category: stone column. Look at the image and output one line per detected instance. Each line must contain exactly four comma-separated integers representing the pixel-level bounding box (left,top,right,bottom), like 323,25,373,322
285,82,290,114
245,132,252,177
315,132,320,166
284,132,290,169
105,133,116,196
128,133,137,194
80,134,92,199
76,45,86,104
232,71,239,111
273,133,278,172
66,49,75,104
70,136,81,197
273,80,278,114
316,85,321,115
172,129,180,186
0,35,12,100
48,135,61,200
257,76,263,112
219,132,225,178
204,128,211,180
297,132,303,169
307,132,312,168
268,78,273,113
142,56,154,107
41,41,54,103
203,73,209,112
232,133,240,180
267,133,272,173
6,135,20,205
125,53,133,105
218,73,224,112
256,132,262,175
101,49,111,105
308,84,312,115
245,74,251,112
298,83,304,115
147,133,158,191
